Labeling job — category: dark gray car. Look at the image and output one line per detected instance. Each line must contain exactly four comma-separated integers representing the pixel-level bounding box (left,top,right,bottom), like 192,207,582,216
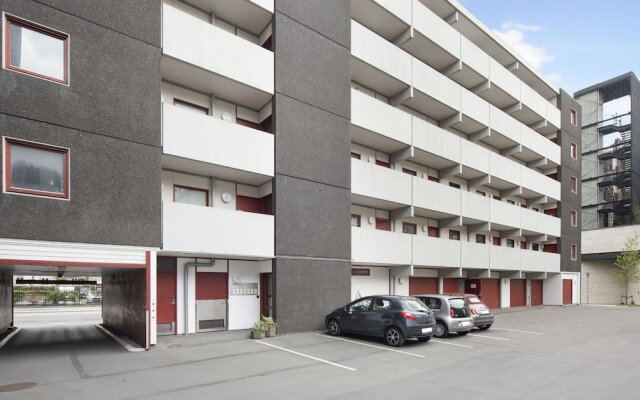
415,295,473,338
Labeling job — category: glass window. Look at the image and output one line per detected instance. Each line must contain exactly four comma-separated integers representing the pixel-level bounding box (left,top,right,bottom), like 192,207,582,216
428,226,439,238
402,299,428,312
5,139,68,198
571,176,578,193
571,244,577,260
476,190,486,196
449,230,460,240
349,298,372,312
5,17,68,84
507,239,515,248
173,98,209,115
449,182,460,189
422,297,441,310
570,143,577,159
476,234,486,244
351,214,361,227
372,298,393,311
350,152,361,160
174,186,208,206
402,222,417,235
402,168,417,176
493,237,501,246
571,210,578,227
532,243,540,251
570,109,577,126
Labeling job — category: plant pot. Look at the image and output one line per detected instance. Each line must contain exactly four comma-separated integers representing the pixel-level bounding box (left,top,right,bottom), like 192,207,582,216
251,330,266,339
266,326,277,337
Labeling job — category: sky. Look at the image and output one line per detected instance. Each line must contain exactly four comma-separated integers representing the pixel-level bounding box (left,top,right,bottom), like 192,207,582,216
458,0,640,99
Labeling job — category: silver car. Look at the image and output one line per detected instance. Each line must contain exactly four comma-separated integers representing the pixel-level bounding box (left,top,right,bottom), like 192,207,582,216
415,295,474,338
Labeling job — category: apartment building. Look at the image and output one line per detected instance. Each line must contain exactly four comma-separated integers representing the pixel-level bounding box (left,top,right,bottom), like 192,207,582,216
0,0,581,348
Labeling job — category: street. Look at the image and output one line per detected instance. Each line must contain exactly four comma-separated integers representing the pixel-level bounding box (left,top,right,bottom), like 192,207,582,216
12,306,102,328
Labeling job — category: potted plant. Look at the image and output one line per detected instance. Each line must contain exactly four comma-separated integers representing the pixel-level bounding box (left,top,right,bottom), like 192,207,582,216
261,316,278,337
251,320,267,339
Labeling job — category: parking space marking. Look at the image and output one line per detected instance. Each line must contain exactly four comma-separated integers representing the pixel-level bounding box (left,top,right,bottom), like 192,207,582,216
467,334,510,341
255,340,357,371
315,334,426,358
491,328,544,335
431,339,473,349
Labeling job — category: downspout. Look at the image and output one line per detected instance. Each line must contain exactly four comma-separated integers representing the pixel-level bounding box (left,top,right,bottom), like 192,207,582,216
184,258,214,335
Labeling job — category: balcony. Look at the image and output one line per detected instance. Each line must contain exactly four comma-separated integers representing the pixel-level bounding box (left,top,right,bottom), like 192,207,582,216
490,200,521,231
162,104,273,185
410,117,461,169
351,0,411,41
545,214,561,238
457,87,490,134
481,59,520,109
181,0,272,36
521,249,546,272
461,241,490,270
352,159,412,209
352,228,412,266
545,252,561,273
489,152,520,191
450,36,489,90
351,89,411,153
460,139,490,179
413,236,460,268
407,59,460,120
520,166,546,199
162,202,274,259
162,3,273,109
520,208,546,236
490,245,521,271
351,20,412,97
413,178,460,219
461,190,490,225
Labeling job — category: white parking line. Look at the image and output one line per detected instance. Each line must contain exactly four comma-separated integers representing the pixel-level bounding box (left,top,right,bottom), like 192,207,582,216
491,328,544,335
431,339,473,349
315,334,426,358
256,340,357,371
467,334,510,341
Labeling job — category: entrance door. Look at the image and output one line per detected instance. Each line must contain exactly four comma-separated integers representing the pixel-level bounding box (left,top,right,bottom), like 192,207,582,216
531,280,543,305
157,270,177,334
260,273,273,317
562,279,573,305
196,272,228,332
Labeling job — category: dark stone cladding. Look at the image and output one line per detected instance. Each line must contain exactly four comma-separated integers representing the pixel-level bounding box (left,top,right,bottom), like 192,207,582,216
558,90,582,273
0,0,161,248
273,1,351,333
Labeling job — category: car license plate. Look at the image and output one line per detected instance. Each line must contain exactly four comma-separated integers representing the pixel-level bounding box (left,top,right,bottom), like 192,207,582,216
480,310,490,315
421,327,432,333
460,321,471,327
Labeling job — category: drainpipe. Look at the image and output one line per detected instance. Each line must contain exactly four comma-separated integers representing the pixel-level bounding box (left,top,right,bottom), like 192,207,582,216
184,258,214,335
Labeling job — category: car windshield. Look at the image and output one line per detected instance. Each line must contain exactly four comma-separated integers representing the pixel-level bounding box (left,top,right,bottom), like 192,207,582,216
402,299,428,312
468,296,482,304
449,298,467,309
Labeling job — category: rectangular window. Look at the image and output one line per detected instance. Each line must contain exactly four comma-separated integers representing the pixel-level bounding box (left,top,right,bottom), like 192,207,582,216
570,109,577,126
476,190,486,196
571,176,578,193
351,268,370,276
428,226,439,238
449,230,460,241
570,142,577,159
4,138,69,199
570,244,577,260
493,195,501,201
428,175,440,183
532,243,540,251
571,210,578,227
532,207,539,212
492,237,501,246
351,214,361,227
4,16,69,84
449,182,461,189
476,234,486,244
507,200,515,205
351,152,361,160
506,239,515,248
174,185,208,206
174,98,209,115
520,241,527,250
375,218,390,231
402,168,417,176
402,222,417,235
521,203,527,208
375,159,390,168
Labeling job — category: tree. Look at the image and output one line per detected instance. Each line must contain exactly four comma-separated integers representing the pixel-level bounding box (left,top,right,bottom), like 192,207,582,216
613,234,640,304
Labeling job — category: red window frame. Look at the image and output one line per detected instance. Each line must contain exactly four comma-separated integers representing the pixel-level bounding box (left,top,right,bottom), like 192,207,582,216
571,210,577,227
520,241,527,250
4,138,69,199
449,182,461,189
4,16,69,84
173,185,209,206
570,244,577,260
402,168,417,176
571,176,578,193
570,109,577,126
173,98,209,115
570,142,577,159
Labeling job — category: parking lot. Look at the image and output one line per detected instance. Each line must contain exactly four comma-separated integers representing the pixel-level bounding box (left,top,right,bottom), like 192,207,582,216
1,305,639,399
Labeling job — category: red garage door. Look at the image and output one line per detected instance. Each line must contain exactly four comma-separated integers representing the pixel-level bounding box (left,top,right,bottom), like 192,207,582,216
480,279,501,309
510,279,526,307
409,277,438,295
443,278,460,294
531,280,543,306
562,279,573,305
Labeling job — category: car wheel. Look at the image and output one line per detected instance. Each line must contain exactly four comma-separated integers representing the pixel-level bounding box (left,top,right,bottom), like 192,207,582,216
327,319,342,336
434,321,449,338
385,327,405,347
478,324,492,331
457,331,469,336
417,336,432,343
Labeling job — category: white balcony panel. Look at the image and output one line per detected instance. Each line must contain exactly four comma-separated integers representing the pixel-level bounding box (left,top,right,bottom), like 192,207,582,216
352,159,412,208
546,177,561,202
546,253,561,273
409,59,460,120
351,89,411,152
520,166,546,197
351,0,411,40
487,59,520,106
521,250,546,272
458,36,490,86
546,102,561,130
490,152,520,187
413,236,460,268
461,241,490,269
545,214,561,237
520,125,548,159
520,83,547,120
352,228,412,266
412,118,460,167
413,178,460,218
182,0,273,35
489,105,521,146
459,87,490,133
409,0,460,69
490,246,521,270
351,20,412,96
520,208,546,235
546,140,561,166
461,191,490,223
162,104,273,185
490,200,520,229
460,139,490,176
163,202,274,259
162,3,273,109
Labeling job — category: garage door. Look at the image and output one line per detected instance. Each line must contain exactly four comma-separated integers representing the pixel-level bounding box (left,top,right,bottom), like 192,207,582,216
443,278,460,294
562,279,573,305
409,277,438,295
510,279,526,307
531,280,543,306
480,279,500,309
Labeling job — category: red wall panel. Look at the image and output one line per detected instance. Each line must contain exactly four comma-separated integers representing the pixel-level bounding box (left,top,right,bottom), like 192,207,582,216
409,277,438,295
196,272,227,300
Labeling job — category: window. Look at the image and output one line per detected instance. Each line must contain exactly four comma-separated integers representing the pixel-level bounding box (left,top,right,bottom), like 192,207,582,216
571,176,578,193
507,200,515,205
376,218,391,231
570,109,577,126
422,297,441,310
449,230,460,240
476,234,486,244
351,214,361,227
174,185,208,206
506,239,515,248
4,16,69,84
350,152,361,160
449,182,460,189
402,222,417,235
372,298,392,311
493,195,501,201
428,226,439,238
532,243,540,251
476,190,486,196
570,244,577,260
532,207,540,212
428,176,440,183
351,268,370,277
492,237,501,246
375,159,390,168
520,241,527,249
570,142,577,159
4,138,69,199
402,168,417,176
174,98,209,115
349,298,372,312
571,210,578,227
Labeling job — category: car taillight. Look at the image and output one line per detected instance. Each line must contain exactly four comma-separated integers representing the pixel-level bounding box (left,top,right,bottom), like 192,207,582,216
470,308,478,315
400,311,416,320
450,309,455,317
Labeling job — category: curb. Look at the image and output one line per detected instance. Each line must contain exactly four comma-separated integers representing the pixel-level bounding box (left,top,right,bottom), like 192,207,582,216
0,328,21,350
95,324,146,352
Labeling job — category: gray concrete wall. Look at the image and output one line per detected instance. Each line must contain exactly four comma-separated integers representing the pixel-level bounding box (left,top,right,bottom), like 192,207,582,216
272,0,352,333
0,0,161,247
581,260,640,304
102,269,146,347
0,272,12,334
